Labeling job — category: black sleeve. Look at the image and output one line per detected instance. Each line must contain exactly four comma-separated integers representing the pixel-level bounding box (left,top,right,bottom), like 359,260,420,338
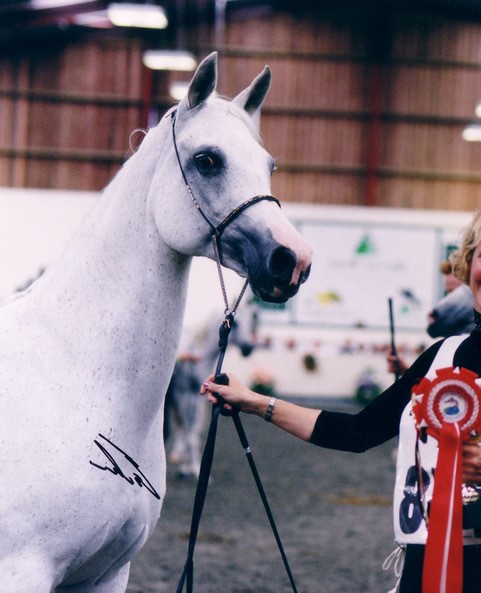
308,340,445,453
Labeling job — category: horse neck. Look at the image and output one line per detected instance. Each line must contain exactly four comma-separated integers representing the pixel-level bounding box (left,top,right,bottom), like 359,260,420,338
31,140,191,397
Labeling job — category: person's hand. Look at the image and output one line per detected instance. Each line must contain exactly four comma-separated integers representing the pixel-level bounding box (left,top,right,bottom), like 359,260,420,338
386,353,408,376
200,373,266,416
178,352,201,362
202,373,322,441
462,438,481,483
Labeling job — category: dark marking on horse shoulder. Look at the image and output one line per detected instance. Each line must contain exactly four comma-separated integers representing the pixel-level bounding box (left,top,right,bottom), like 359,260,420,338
90,433,161,499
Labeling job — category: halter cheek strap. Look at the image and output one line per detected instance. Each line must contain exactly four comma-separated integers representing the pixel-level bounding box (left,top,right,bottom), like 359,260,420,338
171,110,217,234
170,110,280,238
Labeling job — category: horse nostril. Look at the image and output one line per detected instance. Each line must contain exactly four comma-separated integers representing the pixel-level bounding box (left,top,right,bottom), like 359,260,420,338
301,264,311,284
268,246,297,285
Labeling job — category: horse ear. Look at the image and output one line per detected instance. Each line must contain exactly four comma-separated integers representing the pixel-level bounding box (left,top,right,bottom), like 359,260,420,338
233,66,271,115
187,52,218,109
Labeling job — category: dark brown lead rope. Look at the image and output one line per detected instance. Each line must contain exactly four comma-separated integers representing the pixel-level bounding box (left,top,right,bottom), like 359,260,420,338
175,309,299,593
171,109,298,593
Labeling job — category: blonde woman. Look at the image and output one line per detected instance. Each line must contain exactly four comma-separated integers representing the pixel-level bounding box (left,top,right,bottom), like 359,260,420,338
202,208,481,593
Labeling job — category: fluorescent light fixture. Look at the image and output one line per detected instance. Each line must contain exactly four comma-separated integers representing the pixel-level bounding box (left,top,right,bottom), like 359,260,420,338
73,10,113,28
169,81,189,101
142,50,197,71
462,124,481,142
30,0,89,8
107,3,168,29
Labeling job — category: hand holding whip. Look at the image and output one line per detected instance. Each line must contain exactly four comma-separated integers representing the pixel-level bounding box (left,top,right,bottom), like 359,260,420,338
388,297,402,381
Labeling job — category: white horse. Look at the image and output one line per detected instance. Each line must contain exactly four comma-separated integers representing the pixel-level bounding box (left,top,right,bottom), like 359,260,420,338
0,52,312,592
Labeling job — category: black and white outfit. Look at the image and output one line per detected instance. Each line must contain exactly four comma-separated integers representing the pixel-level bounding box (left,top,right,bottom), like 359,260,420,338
309,311,481,593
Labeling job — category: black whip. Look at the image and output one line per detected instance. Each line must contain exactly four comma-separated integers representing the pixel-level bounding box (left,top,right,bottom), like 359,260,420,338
388,297,401,381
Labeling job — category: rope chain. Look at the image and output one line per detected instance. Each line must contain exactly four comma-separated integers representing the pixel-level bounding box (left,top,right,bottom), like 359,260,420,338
211,234,249,317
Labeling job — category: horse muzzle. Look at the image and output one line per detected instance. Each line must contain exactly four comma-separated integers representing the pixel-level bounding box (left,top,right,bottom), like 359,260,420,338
250,245,312,304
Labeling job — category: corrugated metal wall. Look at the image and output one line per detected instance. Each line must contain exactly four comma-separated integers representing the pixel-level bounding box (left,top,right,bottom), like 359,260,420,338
0,37,148,189
218,9,481,210
2,6,481,210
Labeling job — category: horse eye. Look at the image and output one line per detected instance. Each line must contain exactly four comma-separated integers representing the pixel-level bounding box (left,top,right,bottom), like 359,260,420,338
195,152,223,175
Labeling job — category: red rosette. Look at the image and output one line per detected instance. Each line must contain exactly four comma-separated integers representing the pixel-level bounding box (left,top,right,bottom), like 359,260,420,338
412,366,481,441
411,366,481,593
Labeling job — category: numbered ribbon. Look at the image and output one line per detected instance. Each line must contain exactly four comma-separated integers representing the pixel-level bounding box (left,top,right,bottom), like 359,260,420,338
412,366,481,593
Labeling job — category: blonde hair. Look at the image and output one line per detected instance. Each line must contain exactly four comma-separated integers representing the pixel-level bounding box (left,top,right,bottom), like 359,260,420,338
450,207,481,284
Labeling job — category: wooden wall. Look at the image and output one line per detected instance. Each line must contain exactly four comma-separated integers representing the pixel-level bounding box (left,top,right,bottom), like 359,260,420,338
0,36,149,190
2,5,481,211
217,8,481,210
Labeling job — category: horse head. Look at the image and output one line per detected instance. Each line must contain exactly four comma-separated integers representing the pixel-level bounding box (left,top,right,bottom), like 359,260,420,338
150,51,312,303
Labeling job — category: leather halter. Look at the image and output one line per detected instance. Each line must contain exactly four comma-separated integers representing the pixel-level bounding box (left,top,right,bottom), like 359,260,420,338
170,110,280,239
170,108,281,315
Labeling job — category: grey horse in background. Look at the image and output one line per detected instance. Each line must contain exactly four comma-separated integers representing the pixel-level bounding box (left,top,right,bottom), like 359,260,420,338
165,309,255,477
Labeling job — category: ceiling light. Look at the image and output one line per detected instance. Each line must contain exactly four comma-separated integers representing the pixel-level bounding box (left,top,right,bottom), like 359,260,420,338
30,0,90,8
73,10,112,28
107,3,168,29
169,81,189,101
462,124,481,142
142,50,197,71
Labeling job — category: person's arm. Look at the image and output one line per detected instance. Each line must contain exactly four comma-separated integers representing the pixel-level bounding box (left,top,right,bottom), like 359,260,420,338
201,371,406,451
201,374,320,441
202,341,445,452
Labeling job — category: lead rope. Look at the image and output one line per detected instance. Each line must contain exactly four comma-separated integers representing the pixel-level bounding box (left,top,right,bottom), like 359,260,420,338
211,234,249,341
175,248,298,593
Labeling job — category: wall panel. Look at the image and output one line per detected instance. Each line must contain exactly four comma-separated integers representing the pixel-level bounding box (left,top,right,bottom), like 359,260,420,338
1,7,481,211
0,36,146,191
218,9,481,211
377,177,481,211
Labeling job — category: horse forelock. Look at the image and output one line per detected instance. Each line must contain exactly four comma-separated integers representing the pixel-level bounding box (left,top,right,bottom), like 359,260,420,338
169,96,262,146
126,113,174,165
208,95,261,143
224,101,262,143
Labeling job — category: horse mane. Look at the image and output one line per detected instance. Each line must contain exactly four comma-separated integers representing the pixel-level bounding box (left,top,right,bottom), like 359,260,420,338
129,128,148,154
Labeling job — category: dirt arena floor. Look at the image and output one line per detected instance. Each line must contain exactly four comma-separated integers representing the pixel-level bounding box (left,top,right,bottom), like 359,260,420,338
126,399,398,593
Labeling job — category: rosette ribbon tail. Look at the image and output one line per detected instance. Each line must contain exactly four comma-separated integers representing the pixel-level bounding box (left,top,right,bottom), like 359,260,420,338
423,422,463,593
